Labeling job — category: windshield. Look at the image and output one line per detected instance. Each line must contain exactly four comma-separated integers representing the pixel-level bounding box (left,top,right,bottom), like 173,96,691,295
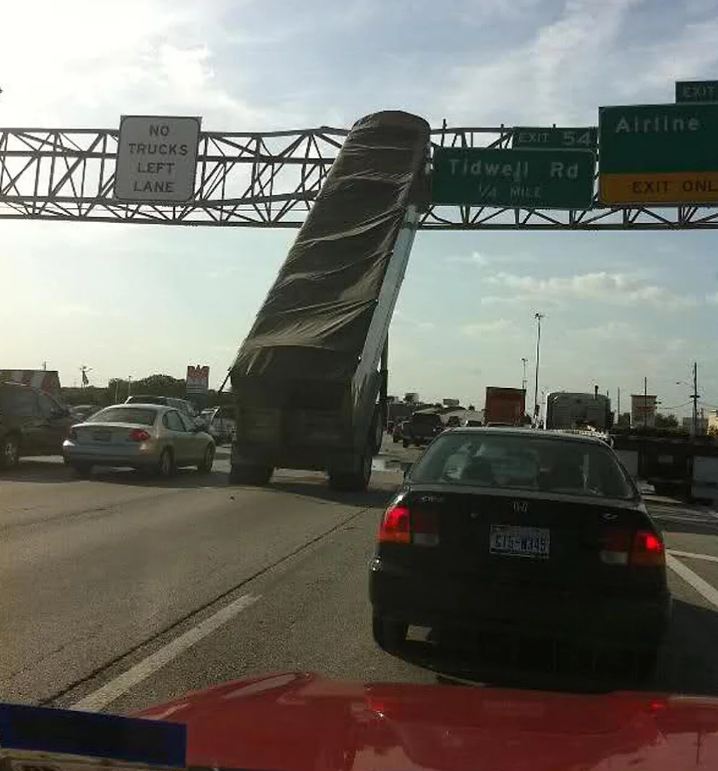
410,432,635,499
6,1,718,753
87,407,157,426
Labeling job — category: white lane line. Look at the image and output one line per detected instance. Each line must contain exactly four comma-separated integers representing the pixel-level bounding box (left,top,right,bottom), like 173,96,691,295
668,549,718,564
71,593,260,712
667,554,718,610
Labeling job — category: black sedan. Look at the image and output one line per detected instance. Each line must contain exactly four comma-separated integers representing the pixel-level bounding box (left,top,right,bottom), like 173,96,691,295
369,428,670,665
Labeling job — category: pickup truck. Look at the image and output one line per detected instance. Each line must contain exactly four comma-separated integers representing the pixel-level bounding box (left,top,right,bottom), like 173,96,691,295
402,412,443,447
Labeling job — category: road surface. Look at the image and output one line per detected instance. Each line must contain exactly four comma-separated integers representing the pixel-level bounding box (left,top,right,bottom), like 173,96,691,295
2,437,718,714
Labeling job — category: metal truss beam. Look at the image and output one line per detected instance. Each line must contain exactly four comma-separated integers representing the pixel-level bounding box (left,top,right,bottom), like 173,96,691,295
2,124,718,229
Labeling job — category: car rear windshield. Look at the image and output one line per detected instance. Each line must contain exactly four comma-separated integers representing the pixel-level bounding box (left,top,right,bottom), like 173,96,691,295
87,407,157,426
410,432,635,500
411,413,441,424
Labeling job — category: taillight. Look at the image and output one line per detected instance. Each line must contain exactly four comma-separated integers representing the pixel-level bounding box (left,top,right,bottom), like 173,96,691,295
631,530,665,567
379,505,410,544
129,429,151,442
378,504,439,546
600,528,664,567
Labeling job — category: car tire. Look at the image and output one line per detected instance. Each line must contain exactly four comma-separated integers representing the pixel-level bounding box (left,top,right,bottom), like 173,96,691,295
392,436,399,444
156,448,175,478
72,462,93,478
229,464,273,486
372,614,407,653
402,438,410,448
414,440,421,447
0,434,20,470
197,444,215,473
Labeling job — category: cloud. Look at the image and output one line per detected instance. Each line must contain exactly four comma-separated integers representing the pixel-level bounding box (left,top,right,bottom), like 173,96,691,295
393,309,436,331
461,318,514,337
708,291,718,305
483,271,698,310
446,251,491,267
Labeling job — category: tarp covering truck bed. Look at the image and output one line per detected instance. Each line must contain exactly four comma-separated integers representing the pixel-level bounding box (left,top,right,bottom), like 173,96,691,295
230,110,429,489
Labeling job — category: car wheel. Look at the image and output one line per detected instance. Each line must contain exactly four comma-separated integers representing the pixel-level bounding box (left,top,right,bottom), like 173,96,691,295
156,448,175,478
229,464,273,486
414,440,421,447
372,614,407,653
392,436,399,443
197,444,215,473
72,462,93,478
402,438,409,448
0,435,20,470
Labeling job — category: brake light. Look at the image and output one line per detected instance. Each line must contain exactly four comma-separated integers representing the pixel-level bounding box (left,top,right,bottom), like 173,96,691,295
631,530,665,567
129,429,151,442
600,528,664,567
378,504,439,546
379,505,410,544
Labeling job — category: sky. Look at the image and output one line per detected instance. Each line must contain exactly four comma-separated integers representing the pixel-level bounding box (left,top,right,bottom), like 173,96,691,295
2,0,718,416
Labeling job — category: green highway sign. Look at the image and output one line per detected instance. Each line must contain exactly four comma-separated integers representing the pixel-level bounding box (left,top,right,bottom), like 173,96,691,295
432,147,595,209
599,103,718,204
676,80,718,103
512,126,597,149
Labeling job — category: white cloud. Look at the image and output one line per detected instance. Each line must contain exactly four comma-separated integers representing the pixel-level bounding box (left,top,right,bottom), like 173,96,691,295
461,318,514,337
483,271,698,310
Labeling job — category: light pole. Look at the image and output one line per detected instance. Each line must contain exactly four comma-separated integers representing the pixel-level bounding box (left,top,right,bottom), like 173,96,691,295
533,313,545,424
677,362,700,435
521,357,528,391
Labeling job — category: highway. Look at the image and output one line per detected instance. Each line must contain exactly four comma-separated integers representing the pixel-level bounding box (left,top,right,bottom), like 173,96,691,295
2,436,718,714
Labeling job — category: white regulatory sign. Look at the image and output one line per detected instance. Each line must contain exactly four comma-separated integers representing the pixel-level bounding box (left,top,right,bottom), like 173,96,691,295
114,115,201,203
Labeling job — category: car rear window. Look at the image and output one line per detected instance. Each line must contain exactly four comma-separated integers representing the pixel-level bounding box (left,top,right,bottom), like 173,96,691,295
87,407,157,426
410,432,635,500
411,413,441,424
126,395,166,405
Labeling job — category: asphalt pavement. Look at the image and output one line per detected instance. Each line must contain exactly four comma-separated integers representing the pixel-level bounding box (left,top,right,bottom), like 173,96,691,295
2,437,718,714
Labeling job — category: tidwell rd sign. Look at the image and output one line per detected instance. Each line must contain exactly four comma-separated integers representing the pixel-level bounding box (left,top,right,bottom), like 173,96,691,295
599,103,718,205
432,147,595,209
114,115,201,203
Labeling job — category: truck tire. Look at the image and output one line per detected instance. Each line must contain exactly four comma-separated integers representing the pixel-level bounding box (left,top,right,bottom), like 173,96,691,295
328,451,372,492
370,410,383,455
372,614,407,654
229,464,273,486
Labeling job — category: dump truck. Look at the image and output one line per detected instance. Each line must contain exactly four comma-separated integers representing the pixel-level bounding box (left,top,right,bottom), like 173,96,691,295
229,111,430,490
544,391,612,431
484,387,526,426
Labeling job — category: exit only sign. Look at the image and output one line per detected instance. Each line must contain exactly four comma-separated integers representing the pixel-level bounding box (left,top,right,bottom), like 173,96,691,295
599,103,718,205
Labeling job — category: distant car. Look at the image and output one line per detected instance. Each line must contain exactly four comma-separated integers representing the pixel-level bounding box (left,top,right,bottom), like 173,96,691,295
71,404,103,422
462,418,483,427
200,407,236,445
402,412,443,448
392,420,406,444
63,404,215,477
0,381,75,468
445,415,461,428
125,395,197,419
370,427,670,669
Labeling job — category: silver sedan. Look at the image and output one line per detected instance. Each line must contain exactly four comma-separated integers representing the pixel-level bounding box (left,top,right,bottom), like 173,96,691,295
62,404,215,477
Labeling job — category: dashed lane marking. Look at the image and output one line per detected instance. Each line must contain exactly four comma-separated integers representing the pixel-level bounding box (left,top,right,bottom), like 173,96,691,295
668,549,718,564
70,593,260,712
667,554,718,611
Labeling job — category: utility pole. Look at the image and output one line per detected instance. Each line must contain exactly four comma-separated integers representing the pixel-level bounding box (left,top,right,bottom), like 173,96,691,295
533,313,545,424
617,387,621,417
643,376,648,428
692,361,700,436
128,375,132,397
521,357,528,391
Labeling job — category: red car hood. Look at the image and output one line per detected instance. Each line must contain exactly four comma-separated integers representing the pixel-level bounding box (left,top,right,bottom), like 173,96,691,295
137,673,718,771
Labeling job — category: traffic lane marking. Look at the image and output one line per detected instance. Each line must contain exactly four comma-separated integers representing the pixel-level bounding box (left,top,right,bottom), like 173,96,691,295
70,594,260,712
668,549,718,563
667,554,718,611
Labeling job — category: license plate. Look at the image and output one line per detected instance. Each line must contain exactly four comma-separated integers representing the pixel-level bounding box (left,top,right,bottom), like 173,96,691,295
93,430,111,442
489,525,550,558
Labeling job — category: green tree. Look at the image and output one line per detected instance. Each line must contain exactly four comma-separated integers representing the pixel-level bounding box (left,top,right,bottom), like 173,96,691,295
655,413,679,429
